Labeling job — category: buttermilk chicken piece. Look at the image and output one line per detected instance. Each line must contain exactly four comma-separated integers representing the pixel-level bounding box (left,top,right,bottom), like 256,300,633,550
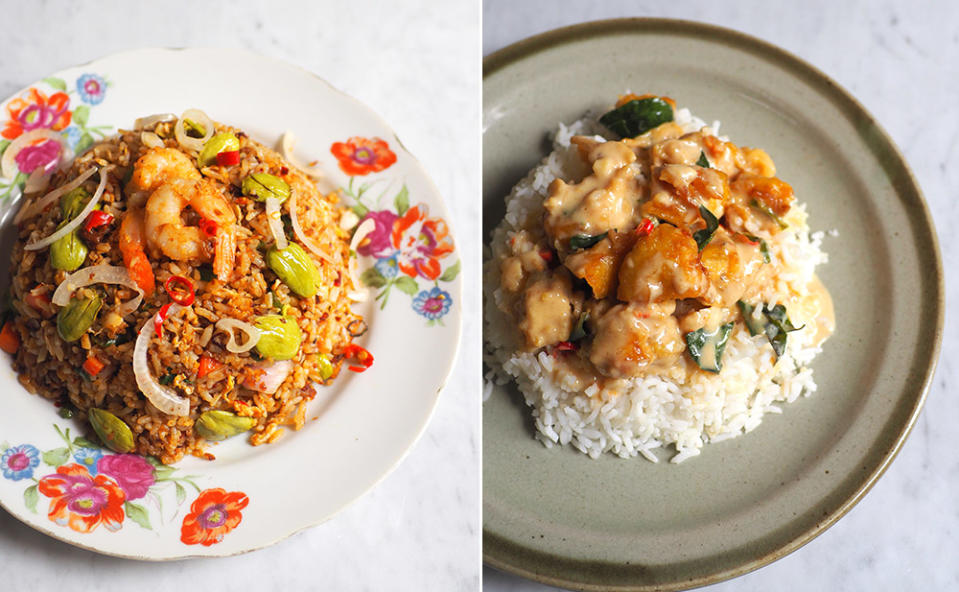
699,227,767,307
724,172,795,235
518,270,582,350
562,230,636,299
587,302,684,378
543,139,642,245
617,223,708,304
641,163,731,231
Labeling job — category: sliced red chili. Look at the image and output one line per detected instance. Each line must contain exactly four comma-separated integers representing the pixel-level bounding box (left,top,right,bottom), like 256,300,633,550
164,275,195,306
539,249,554,263
636,218,655,236
554,341,578,352
343,343,374,368
83,210,114,233
216,150,241,166
347,365,366,373
154,302,174,337
198,218,218,238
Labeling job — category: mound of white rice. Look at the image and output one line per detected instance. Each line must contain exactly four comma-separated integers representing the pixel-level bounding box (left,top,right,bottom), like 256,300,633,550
483,109,830,463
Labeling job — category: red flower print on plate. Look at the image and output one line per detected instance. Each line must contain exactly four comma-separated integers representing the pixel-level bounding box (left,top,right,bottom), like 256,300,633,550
180,487,249,546
390,204,455,280
2,87,71,140
37,463,126,533
330,136,397,175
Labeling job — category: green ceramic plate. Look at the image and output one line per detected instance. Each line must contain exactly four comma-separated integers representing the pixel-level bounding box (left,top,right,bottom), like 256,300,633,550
483,19,943,591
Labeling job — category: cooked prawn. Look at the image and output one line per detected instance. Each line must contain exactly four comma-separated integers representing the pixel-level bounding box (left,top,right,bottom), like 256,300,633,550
144,178,237,281
126,147,200,207
118,208,155,297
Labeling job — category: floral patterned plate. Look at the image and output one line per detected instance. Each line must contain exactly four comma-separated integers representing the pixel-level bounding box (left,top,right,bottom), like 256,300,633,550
0,48,461,559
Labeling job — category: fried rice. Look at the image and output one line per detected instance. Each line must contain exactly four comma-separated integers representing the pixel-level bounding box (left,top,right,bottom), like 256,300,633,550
5,112,365,464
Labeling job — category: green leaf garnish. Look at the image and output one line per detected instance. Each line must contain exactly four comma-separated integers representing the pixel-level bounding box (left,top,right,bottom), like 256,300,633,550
599,97,674,138
685,322,734,373
569,232,608,251
693,206,719,250
569,312,589,342
745,235,771,263
750,199,788,230
696,151,710,168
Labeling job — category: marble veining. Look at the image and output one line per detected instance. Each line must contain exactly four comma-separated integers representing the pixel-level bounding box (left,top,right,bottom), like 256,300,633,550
484,0,957,590
0,1,479,591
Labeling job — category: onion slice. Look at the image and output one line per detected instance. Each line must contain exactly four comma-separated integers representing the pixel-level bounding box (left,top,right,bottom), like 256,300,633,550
24,166,109,251
140,131,164,149
23,167,52,195
173,108,214,152
14,166,97,225
288,190,334,264
280,131,324,178
52,264,145,315
264,196,288,251
134,113,176,130
215,318,261,353
1,129,63,180
349,218,376,253
244,360,293,394
134,303,190,416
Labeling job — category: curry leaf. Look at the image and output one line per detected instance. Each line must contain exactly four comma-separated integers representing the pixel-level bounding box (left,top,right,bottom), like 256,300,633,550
393,184,410,216
42,447,70,467
749,199,788,230
745,234,771,263
43,77,67,92
394,276,419,296
599,97,674,138
24,485,38,513
360,267,388,289
438,260,461,282
685,323,734,373
124,502,152,530
696,151,710,168
693,206,719,250
569,232,608,251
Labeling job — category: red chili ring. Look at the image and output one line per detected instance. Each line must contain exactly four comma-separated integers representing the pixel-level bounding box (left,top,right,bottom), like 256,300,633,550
164,275,195,306
154,302,173,337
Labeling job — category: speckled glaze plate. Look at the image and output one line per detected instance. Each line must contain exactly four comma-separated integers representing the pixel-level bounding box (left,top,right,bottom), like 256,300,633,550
483,19,942,591
0,48,461,559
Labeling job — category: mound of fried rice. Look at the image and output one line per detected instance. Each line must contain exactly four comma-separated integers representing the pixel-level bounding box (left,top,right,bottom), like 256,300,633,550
7,115,363,464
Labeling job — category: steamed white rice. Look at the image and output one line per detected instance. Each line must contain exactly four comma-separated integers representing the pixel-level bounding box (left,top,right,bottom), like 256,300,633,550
483,108,830,463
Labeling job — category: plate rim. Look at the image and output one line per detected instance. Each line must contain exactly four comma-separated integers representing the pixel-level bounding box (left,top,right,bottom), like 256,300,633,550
0,46,463,560
482,17,943,591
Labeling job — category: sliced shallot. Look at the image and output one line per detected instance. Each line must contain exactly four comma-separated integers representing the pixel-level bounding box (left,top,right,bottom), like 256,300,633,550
215,318,261,353
244,360,293,394
173,108,214,152
288,190,334,264
265,196,288,250
134,113,176,130
24,166,109,251
51,264,145,315
279,131,324,178
14,166,97,225
134,303,189,416
140,131,164,149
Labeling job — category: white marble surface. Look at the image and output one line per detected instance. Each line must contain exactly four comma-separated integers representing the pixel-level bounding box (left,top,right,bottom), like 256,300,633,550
484,0,957,590
0,0,479,590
